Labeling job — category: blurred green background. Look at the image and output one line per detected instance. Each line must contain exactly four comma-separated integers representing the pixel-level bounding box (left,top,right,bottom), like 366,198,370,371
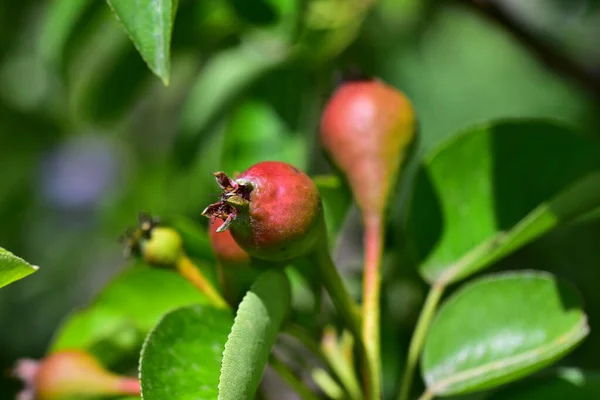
1,0,600,398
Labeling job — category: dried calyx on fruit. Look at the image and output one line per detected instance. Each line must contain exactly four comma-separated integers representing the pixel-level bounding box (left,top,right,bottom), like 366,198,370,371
122,213,229,309
202,161,325,262
13,350,140,400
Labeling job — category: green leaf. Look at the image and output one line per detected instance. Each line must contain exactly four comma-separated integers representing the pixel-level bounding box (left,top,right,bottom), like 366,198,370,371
39,0,92,66
174,43,288,166
107,0,176,85
221,99,306,174
140,305,233,400
421,271,589,396
0,247,38,289
50,264,208,366
297,0,368,63
167,214,216,262
409,119,600,284
314,175,352,246
488,368,600,399
66,6,132,125
227,0,297,40
219,269,291,400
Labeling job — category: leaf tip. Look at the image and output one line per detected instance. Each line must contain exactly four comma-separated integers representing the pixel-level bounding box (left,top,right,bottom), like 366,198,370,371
160,74,170,87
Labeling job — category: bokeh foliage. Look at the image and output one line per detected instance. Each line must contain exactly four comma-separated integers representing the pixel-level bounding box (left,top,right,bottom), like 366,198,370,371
1,0,600,398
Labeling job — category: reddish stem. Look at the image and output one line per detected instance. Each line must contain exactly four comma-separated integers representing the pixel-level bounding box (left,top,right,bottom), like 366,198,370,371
362,214,384,400
116,377,142,396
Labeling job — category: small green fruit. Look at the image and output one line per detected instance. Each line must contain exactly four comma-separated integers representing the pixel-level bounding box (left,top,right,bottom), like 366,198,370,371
122,213,184,267
139,227,183,266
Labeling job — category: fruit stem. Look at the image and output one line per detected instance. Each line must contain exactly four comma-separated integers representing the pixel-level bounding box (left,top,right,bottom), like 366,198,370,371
321,327,363,400
361,214,384,400
309,246,372,398
115,377,142,395
284,322,361,400
397,281,445,400
309,247,362,342
417,389,435,400
176,255,229,309
270,355,320,400
283,323,329,366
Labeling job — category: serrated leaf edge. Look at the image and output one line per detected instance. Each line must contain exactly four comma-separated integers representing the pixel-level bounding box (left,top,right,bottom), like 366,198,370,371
138,305,182,399
217,281,256,397
0,247,39,289
106,0,173,85
218,270,290,400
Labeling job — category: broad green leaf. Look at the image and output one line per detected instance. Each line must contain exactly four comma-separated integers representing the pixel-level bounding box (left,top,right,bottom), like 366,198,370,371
174,43,288,166
573,204,600,225
39,0,92,66
168,214,215,262
488,368,600,399
409,120,600,284
221,99,306,174
314,175,352,246
219,270,291,400
49,307,141,367
66,6,131,125
296,0,368,63
227,0,297,40
421,271,589,396
50,264,208,366
0,247,38,289
140,305,233,400
107,0,176,85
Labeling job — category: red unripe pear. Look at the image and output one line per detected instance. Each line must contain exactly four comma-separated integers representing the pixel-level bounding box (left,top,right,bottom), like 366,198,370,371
203,161,325,263
320,79,416,400
209,218,251,267
320,79,416,219
14,350,140,400
208,218,259,306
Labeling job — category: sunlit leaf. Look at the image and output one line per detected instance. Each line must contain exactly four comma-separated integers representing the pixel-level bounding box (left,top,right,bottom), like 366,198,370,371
140,305,233,399
219,270,291,400
0,247,38,289
221,99,306,174
409,119,600,284
50,264,208,366
107,0,177,84
422,271,588,396
39,0,92,66
174,43,288,166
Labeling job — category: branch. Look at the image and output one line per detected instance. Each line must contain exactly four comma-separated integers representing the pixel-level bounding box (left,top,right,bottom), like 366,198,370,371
457,0,600,100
